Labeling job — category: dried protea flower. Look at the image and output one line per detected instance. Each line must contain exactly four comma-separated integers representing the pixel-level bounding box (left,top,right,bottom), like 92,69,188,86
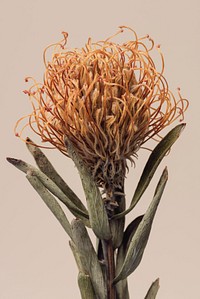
16,26,188,196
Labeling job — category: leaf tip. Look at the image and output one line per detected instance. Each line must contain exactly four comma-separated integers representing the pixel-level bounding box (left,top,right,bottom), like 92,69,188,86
155,277,160,287
180,122,186,131
177,123,186,137
25,137,37,150
6,157,20,166
26,137,32,142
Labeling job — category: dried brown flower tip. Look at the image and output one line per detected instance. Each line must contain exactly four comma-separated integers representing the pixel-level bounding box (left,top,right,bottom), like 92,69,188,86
16,26,188,191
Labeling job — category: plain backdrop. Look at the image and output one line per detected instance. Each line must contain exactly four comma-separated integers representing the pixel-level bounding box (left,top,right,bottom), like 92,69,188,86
1,0,199,298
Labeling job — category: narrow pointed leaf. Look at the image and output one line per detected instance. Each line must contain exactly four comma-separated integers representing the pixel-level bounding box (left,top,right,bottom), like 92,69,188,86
65,138,111,240
7,157,89,226
78,272,96,299
26,138,88,214
120,215,144,254
69,241,87,274
116,279,129,299
114,168,168,283
26,172,72,239
71,219,107,299
115,216,143,299
130,125,184,208
144,278,160,299
113,124,185,219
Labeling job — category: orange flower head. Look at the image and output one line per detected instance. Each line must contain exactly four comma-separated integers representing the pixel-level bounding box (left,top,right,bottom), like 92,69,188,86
16,26,188,191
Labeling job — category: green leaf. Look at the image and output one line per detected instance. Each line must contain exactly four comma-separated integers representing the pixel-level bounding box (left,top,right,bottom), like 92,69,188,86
7,158,89,226
144,278,160,299
113,124,185,219
26,138,88,215
69,241,87,274
116,279,129,299
64,138,111,240
116,215,144,276
113,168,168,283
26,172,72,239
71,219,107,299
115,216,143,299
120,215,144,254
78,272,96,299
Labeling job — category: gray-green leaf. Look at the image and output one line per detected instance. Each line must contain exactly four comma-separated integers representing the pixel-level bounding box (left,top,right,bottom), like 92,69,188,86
26,138,88,215
71,219,107,299
115,215,143,299
64,138,111,240
78,272,96,299
144,278,160,299
113,124,185,219
113,168,168,283
69,241,87,274
7,157,89,226
26,172,72,239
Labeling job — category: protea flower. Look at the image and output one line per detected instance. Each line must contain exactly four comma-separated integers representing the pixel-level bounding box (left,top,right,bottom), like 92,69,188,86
16,26,188,206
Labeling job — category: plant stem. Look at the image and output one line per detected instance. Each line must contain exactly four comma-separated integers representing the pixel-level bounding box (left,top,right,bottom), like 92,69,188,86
103,239,116,299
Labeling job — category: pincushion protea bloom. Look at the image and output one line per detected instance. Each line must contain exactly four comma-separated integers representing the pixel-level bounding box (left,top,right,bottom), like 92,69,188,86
16,26,188,193
9,27,189,299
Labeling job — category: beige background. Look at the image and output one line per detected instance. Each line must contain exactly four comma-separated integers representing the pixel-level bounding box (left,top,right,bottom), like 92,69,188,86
1,0,199,298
